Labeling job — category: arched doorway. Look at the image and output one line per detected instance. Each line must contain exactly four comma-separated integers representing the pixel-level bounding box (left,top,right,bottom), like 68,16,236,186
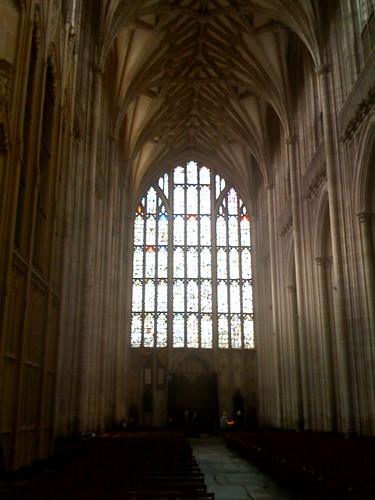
168,355,218,434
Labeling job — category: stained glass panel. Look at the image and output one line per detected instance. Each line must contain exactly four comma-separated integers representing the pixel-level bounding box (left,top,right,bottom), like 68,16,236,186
240,214,250,245
145,280,155,310
217,248,227,279
230,280,241,313
200,280,212,312
145,246,155,277
199,166,210,184
186,161,198,184
173,280,185,311
174,185,185,213
201,314,212,348
216,216,226,246
187,215,198,245
187,280,198,311
174,166,185,184
187,248,198,278
156,314,167,347
200,216,211,245
158,211,168,245
174,247,185,278
200,247,211,278
131,163,253,349
131,313,142,347
173,313,185,347
132,280,143,311
144,313,155,347
134,214,144,245
157,280,168,311
242,280,253,313
217,280,228,312
146,215,156,245
158,247,168,278
174,215,185,244
230,314,241,348
187,185,198,213
228,216,238,246
218,315,229,348
229,248,239,279
187,313,199,348
227,189,238,215
241,248,251,279
133,247,143,278
244,314,254,348
147,188,157,214
199,186,210,214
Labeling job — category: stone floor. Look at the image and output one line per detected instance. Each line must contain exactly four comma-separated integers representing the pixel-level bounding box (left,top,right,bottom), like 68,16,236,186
190,435,301,500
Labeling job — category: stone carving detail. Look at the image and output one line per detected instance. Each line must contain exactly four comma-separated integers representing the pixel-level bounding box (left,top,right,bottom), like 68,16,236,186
341,84,375,143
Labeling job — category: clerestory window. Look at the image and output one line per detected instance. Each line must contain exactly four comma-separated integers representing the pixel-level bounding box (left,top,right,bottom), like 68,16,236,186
130,161,254,349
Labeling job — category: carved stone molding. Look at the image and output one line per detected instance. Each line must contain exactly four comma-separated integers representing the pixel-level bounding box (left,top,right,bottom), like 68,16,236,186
341,84,375,143
278,201,293,238
0,59,14,152
12,250,28,275
340,51,375,143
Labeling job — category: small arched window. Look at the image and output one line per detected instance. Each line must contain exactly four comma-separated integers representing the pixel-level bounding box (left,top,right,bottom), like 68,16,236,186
131,161,254,349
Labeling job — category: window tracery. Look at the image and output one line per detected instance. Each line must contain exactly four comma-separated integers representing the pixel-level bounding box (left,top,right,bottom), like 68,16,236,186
131,161,254,349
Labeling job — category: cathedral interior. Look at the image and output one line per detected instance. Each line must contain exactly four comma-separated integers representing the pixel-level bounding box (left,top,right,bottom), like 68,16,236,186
0,0,375,476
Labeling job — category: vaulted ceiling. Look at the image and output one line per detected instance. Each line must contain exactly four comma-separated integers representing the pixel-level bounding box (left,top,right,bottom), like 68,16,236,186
96,1,324,202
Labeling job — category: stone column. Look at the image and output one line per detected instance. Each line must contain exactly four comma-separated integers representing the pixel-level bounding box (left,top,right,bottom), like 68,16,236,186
266,186,283,427
97,134,118,429
357,212,375,336
316,64,355,435
286,134,311,430
315,257,336,431
76,62,103,431
287,285,303,430
357,212,375,432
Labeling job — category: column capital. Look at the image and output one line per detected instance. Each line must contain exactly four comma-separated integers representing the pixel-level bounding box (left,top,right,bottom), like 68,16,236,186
91,62,104,74
315,257,327,266
285,134,297,145
315,63,330,76
357,211,372,223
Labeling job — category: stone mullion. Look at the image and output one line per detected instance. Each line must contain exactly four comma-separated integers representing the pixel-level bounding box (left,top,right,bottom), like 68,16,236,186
317,64,355,435
315,257,336,431
286,135,311,431
266,186,283,428
76,63,102,432
167,170,173,352
211,172,218,352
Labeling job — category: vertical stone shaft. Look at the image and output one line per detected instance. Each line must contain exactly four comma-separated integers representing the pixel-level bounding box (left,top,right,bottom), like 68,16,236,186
266,186,283,427
317,64,355,434
286,135,311,430
316,258,336,431
77,63,102,431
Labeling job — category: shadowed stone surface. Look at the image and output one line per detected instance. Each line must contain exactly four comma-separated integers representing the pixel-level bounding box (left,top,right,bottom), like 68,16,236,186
190,436,297,500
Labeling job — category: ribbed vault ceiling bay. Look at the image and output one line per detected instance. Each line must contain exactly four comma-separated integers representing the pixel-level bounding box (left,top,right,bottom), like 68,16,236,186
98,1,322,199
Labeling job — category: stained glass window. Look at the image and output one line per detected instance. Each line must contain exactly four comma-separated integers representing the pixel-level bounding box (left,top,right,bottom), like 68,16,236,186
130,160,254,349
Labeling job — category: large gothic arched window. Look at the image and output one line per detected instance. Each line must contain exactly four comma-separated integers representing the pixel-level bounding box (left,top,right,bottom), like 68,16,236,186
131,161,254,349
